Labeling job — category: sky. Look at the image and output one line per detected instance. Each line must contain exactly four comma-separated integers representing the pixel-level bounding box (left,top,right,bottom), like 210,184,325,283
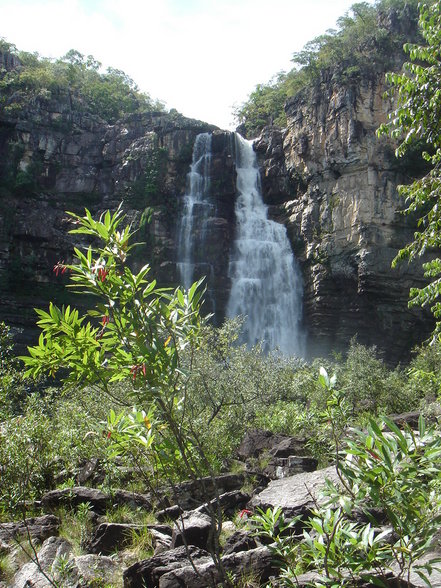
0,0,375,129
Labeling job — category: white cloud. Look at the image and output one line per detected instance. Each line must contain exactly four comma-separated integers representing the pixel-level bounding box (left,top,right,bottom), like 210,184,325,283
0,0,374,129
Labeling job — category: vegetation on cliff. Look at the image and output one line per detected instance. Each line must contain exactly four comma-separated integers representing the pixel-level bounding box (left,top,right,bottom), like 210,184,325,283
235,0,422,136
0,40,165,123
379,0,441,340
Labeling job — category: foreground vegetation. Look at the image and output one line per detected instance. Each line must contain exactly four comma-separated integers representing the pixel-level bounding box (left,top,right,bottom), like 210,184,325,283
2,0,441,584
0,205,440,585
2,315,441,517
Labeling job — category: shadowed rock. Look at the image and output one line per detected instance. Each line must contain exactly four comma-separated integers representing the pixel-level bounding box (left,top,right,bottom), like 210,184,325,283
41,486,110,514
0,514,60,545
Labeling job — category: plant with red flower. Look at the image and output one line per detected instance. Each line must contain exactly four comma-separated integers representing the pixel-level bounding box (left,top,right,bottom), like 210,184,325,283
238,508,252,519
130,363,147,381
97,267,108,282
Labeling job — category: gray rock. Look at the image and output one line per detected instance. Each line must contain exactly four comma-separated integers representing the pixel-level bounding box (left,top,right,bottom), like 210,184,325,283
70,553,118,586
195,490,250,517
77,458,101,485
171,511,213,550
222,530,257,555
238,429,308,461
0,514,60,545
89,521,174,556
88,522,142,555
393,551,441,587
158,545,275,588
151,529,173,554
263,455,318,480
250,466,338,518
123,545,211,587
168,473,246,510
156,505,183,523
41,486,110,514
12,536,72,588
388,412,422,429
112,489,152,510
270,436,311,458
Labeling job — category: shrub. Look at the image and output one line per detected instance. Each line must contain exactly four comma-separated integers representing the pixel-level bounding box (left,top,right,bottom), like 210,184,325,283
253,371,441,587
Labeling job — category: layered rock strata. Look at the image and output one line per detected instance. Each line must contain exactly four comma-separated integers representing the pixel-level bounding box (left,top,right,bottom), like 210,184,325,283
0,50,435,360
255,74,433,362
0,82,236,343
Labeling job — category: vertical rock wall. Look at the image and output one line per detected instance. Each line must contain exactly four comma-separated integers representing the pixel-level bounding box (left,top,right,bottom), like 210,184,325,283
256,74,433,362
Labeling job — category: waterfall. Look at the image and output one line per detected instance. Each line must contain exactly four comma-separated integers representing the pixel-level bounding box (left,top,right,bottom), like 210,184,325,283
177,132,214,290
226,133,304,356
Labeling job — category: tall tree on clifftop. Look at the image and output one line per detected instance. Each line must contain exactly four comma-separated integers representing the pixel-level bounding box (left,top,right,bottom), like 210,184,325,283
378,0,441,340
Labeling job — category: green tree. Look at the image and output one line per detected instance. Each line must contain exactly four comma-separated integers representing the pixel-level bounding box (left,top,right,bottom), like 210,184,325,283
0,43,164,123
21,205,203,405
19,206,236,583
234,0,420,137
378,1,441,340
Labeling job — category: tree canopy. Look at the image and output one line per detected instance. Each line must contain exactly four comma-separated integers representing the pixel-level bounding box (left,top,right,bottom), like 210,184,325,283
234,0,421,137
0,42,165,123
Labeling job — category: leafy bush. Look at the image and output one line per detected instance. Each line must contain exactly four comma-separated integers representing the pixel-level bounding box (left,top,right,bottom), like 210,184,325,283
0,321,28,418
253,371,441,587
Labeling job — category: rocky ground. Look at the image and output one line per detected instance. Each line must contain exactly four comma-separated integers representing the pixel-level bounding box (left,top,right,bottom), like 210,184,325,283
2,416,440,588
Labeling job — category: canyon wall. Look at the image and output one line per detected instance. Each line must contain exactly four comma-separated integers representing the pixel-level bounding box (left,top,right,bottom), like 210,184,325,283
0,52,433,360
255,73,433,361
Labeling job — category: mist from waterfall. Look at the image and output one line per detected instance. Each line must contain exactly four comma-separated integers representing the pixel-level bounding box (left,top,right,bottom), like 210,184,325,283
226,133,304,356
177,132,213,290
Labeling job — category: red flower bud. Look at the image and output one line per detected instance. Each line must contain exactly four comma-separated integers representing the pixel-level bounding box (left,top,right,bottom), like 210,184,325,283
53,261,67,276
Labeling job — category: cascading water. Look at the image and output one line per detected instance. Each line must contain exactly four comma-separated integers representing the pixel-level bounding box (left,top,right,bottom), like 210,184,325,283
177,132,214,290
226,133,304,356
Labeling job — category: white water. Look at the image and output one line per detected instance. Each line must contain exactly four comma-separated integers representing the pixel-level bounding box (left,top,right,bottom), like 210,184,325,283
227,133,304,356
177,132,214,289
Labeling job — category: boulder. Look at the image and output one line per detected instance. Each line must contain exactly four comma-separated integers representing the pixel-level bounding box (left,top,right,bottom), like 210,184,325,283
69,553,118,586
89,522,173,555
388,412,422,429
171,511,213,550
195,490,250,517
151,528,173,554
238,429,310,462
156,505,183,523
222,530,257,555
166,473,245,510
262,455,318,480
12,536,72,588
41,486,110,514
112,489,152,511
77,458,102,485
88,522,142,555
123,545,211,588
250,466,338,519
158,545,275,588
0,514,60,545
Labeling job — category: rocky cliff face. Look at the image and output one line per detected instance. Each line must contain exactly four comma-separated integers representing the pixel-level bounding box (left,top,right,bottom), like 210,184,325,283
255,73,433,362
0,80,238,344
0,51,434,360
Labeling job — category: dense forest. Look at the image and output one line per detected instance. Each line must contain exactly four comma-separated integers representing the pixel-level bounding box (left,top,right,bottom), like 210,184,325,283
2,0,441,586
